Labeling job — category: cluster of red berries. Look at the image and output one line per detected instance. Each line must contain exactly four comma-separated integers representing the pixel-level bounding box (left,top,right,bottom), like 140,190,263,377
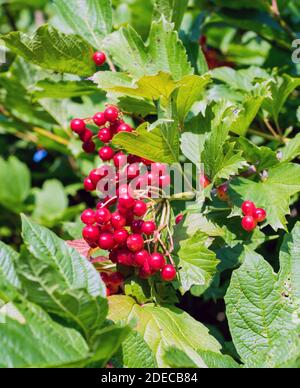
241,201,267,232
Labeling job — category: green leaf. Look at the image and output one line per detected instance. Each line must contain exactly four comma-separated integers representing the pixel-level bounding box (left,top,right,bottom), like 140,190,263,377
180,132,206,166
33,79,98,99
54,0,112,48
112,121,180,164
108,295,221,367
280,133,300,163
20,215,107,340
153,0,188,30
0,157,31,213
229,163,300,230
0,242,20,290
163,347,198,368
117,96,156,117
2,25,95,76
176,231,219,295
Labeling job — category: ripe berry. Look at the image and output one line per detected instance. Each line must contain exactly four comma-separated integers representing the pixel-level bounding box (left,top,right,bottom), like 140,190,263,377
109,272,124,286
81,209,96,225
161,264,177,282
253,208,267,223
98,127,113,143
104,106,119,123
84,177,95,192
117,123,133,133
113,151,127,169
175,214,184,225
131,219,144,234
119,194,135,210
70,119,86,135
127,234,144,252
159,175,171,188
149,253,166,272
117,248,134,266
241,201,256,216
134,250,150,267
89,169,103,186
217,183,229,201
133,200,147,217
93,51,106,66
95,208,111,224
127,163,140,180
200,174,211,188
241,216,257,232
82,141,95,154
98,233,115,250
152,162,168,176
111,212,126,229
93,112,106,126
99,146,115,161
141,158,152,166
128,155,141,164
141,221,156,236
82,225,100,242
113,228,129,245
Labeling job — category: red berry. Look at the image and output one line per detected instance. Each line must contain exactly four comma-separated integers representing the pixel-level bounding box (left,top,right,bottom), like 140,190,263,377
200,174,211,188
152,162,168,176
98,127,113,143
133,200,147,217
104,106,119,123
241,201,256,216
84,177,95,192
109,272,124,286
127,163,140,180
217,183,229,201
134,250,150,267
93,51,106,66
81,209,96,225
89,169,102,186
127,234,144,252
161,264,177,282
175,214,184,225
159,175,171,188
253,208,267,223
95,208,111,224
113,228,129,245
241,216,257,232
113,151,127,169
128,155,141,164
141,221,156,236
139,259,152,279
98,233,115,250
117,123,133,133
119,195,135,210
141,158,152,166
99,146,115,161
70,119,86,135
131,220,144,234
80,129,94,143
118,249,135,266
93,112,106,126
111,212,126,229
82,141,95,153
149,253,166,272
82,225,100,242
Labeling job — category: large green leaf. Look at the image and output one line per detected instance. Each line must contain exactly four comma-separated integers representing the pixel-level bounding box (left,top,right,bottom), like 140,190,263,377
108,295,221,368
20,215,107,340
180,132,207,166
2,25,95,76
153,0,188,30
33,79,98,99
280,133,300,163
0,242,20,290
54,0,112,48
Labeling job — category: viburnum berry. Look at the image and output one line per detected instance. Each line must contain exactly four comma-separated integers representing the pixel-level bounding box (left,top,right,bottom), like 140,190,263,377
98,233,115,250
109,272,124,286
104,106,119,123
93,112,106,126
200,174,211,188
82,141,95,154
113,151,127,169
161,264,177,282
241,216,257,232
117,248,134,266
127,234,144,252
141,158,152,166
217,183,229,201
99,146,115,161
141,221,156,236
133,200,147,217
134,249,150,267
80,129,94,143
131,219,144,234
93,51,106,66
149,253,166,272
127,163,140,180
84,177,95,192
113,228,129,245
98,127,113,143
89,169,103,186
139,259,152,279
253,208,267,223
81,209,96,225
241,201,256,216
111,212,127,229
117,123,133,133
70,118,86,135
119,194,135,210
95,208,111,224
175,214,184,225
82,225,100,242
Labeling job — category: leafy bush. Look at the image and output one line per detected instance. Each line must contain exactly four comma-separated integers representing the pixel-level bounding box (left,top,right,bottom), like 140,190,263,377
1,0,300,369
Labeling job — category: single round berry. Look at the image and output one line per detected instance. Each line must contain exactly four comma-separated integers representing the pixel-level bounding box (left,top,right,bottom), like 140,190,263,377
84,177,95,192
113,228,129,245
98,127,113,143
127,163,140,180
81,209,96,225
117,123,133,133
133,200,147,217
131,219,144,234
93,51,106,66
104,106,119,123
70,119,86,135
116,248,134,266
200,174,211,188
241,216,257,232
95,208,111,224
159,175,171,188
217,184,229,201
99,146,115,161
127,234,144,252
128,154,141,164
98,233,115,250
113,151,127,169
80,129,94,143
175,214,184,225
82,225,100,242
109,272,124,286
161,264,177,282
253,208,267,223
89,169,103,186
111,212,127,229
82,141,95,154
119,195,135,210
241,201,256,216
93,112,106,127
134,250,150,267
139,260,152,279
149,253,166,272
141,221,156,236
